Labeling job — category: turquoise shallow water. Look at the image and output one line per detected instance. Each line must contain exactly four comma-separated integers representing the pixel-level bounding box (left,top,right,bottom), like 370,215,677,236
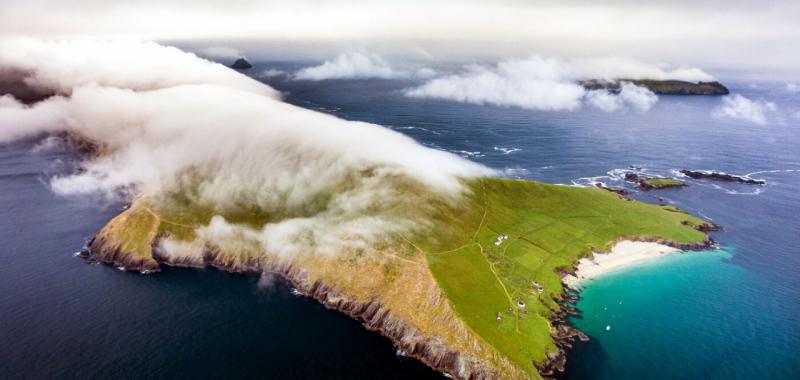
566,248,799,379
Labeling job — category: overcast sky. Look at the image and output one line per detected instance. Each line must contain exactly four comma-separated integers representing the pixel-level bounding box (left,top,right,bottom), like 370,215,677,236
2,0,799,74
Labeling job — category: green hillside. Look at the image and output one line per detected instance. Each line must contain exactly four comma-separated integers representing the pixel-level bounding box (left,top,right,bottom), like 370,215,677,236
92,177,709,379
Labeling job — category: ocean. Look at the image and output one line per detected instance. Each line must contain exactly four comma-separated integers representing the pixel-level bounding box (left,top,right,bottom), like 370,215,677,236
1,61,798,379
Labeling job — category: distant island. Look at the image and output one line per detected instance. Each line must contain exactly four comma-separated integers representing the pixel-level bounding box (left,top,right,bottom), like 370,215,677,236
230,57,253,69
581,79,729,95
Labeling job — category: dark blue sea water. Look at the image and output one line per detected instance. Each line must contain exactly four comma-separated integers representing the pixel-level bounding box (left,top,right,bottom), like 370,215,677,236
1,62,798,379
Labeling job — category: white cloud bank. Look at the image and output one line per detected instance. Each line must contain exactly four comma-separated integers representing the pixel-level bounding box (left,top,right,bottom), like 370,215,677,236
585,82,658,112
295,52,398,80
713,94,777,125
404,56,706,112
198,46,243,60
0,39,273,99
294,52,437,81
259,69,285,78
0,38,491,259
563,57,714,82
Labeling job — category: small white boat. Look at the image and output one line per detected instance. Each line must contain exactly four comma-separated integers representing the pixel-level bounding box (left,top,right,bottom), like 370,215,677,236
606,325,611,331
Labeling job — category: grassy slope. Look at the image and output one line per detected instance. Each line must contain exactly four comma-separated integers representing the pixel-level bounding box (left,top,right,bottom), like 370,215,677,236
97,177,707,379
417,178,705,376
94,202,160,261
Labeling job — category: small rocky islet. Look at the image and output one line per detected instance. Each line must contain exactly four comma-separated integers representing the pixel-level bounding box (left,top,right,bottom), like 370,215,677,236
679,170,766,185
624,173,686,190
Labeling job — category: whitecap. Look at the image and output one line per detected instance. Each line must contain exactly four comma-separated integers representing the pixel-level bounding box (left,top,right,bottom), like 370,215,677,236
393,126,441,135
745,169,800,177
708,183,763,196
450,150,484,158
493,146,521,155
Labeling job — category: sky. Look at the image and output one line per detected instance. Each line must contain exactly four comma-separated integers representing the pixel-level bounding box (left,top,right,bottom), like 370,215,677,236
1,0,799,74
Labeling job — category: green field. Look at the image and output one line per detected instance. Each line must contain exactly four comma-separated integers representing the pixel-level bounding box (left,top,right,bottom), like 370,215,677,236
415,178,705,375
643,177,684,187
96,177,708,378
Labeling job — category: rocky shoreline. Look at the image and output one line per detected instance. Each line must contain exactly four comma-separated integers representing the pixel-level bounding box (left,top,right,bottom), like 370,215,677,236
537,287,588,378
547,224,718,377
280,266,498,380
86,235,502,380
594,183,630,199
84,236,160,273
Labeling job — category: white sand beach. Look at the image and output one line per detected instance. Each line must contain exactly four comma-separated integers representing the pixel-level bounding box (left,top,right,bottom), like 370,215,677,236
562,241,680,288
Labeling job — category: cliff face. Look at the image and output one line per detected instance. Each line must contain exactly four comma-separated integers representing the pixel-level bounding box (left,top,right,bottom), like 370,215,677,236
88,235,160,272
87,202,161,272
87,208,524,379
274,262,506,380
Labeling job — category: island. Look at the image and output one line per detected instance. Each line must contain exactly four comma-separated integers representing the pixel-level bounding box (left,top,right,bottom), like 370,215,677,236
230,57,253,69
1,40,718,379
679,170,766,184
85,177,713,379
624,173,686,190
581,79,729,95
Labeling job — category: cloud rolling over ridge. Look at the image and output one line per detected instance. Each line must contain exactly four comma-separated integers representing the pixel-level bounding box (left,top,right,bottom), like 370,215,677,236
0,39,491,259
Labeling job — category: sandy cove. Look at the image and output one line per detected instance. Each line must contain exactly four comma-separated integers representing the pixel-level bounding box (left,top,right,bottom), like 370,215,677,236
562,241,680,288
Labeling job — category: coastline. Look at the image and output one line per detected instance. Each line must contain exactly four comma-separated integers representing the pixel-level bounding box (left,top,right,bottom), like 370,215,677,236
562,241,681,289
86,233,714,379
53,122,719,379
87,235,514,380
543,239,715,376
85,214,716,380
81,174,717,380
